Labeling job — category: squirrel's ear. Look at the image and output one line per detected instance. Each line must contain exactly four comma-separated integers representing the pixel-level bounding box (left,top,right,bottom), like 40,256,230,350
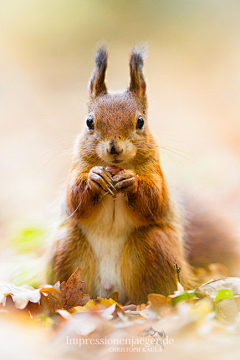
129,47,146,98
89,46,108,97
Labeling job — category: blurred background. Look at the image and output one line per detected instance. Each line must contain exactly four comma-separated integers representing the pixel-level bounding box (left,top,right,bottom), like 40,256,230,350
1,0,240,250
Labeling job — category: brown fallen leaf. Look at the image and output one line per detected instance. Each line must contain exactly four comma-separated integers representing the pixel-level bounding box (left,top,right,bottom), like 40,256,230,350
40,286,62,314
108,291,118,302
147,293,168,310
60,268,90,310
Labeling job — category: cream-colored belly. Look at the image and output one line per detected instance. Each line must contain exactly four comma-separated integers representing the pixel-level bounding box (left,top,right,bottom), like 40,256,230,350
80,193,135,303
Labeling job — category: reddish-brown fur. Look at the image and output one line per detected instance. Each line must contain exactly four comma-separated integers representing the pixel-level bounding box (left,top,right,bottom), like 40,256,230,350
47,46,239,303
121,226,192,303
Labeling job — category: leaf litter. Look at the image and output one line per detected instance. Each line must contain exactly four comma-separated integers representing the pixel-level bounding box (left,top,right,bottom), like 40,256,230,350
1,267,240,359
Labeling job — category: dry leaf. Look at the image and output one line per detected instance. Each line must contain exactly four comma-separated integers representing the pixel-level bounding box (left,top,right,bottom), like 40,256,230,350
0,285,41,310
101,303,124,319
108,291,118,302
60,268,90,310
40,286,62,313
56,309,72,320
215,298,239,323
199,277,240,298
147,293,168,310
73,296,122,313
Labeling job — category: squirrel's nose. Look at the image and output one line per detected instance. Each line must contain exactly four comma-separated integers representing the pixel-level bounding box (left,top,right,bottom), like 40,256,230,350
109,144,119,155
108,143,123,156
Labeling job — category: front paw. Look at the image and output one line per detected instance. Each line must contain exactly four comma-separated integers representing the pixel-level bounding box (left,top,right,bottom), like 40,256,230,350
88,166,115,195
113,170,138,194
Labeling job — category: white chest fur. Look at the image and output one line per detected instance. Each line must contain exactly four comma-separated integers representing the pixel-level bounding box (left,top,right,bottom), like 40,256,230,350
80,193,135,303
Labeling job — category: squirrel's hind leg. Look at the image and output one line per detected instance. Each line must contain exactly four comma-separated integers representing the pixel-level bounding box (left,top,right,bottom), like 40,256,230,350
46,222,95,295
121,225,194,304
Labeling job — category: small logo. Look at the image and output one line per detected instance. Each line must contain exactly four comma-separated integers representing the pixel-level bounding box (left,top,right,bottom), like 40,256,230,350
138,326,166,348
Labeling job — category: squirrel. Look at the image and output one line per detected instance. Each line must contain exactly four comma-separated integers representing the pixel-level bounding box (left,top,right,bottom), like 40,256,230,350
46,46,239,304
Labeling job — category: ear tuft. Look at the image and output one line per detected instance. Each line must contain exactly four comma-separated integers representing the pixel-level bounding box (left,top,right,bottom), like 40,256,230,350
89,45,108,97
130,47,145,71
95,45,108,69
129,46,147,97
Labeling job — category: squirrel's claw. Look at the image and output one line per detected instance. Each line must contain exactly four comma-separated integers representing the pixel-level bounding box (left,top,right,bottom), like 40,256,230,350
107,186,115,196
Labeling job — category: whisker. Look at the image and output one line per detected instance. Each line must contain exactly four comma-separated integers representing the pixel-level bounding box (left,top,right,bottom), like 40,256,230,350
65,199,82,220
34,148,74,177
159,147,202,167
156,137,200,149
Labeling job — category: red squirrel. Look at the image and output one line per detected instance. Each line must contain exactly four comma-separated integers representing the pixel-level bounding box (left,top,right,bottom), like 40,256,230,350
47,46,239,304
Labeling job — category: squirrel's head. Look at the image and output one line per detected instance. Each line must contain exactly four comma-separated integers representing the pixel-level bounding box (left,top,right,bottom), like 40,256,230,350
79,45,155,167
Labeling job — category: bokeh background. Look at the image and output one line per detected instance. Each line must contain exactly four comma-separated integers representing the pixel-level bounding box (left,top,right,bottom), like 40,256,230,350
1,0,240,240
1,2,240,359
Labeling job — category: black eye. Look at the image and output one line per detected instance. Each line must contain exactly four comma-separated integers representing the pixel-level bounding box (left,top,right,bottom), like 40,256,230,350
136,115,144,130
86,115,94,130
